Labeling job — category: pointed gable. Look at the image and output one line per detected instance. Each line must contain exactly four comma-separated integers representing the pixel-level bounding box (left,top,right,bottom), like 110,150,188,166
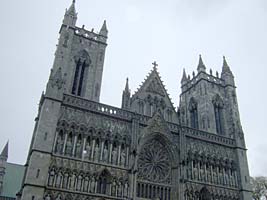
132,66,175,110
130,64,178,123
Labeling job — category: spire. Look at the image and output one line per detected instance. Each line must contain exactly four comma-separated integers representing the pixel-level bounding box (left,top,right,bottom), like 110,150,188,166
99,20,108,37
122,78,131,110
181,68,188,84
63,0,78,27
0,141,8,160
197,54,206,73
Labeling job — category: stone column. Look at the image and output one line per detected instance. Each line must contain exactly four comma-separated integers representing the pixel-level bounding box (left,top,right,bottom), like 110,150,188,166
117,144,121,165
52,131,58,153
62,133,68,154
109,143,113,163
72,135,78,156
91,139,96,160
100,140,105,161
211,165,214,184
197,162,201,181
126,146,129,167
223,168,226,185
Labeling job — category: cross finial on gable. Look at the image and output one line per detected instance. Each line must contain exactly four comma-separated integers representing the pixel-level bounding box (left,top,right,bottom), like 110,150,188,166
152,61,158,69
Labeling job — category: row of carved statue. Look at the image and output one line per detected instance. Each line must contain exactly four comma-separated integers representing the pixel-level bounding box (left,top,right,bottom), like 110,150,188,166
137,182,171,200
136,98,173,122
184,186,239,200
54,130,129,167
186,159,238,188
47,168,129,198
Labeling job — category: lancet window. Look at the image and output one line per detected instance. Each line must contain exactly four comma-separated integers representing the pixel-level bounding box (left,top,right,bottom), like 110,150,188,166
212,95,224,135
72,50,91,96
189,98,199,129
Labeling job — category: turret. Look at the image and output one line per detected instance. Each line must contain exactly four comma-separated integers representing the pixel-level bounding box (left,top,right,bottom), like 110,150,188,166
221,56,235,86
63,0,77,27
197,54,206,73
121,78,131,110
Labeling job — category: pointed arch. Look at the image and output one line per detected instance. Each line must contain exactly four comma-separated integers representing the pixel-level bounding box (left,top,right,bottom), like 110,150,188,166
189,97,199,129
200,187,211,200
212,94,224,135
72,50,91,96
97,169,112,195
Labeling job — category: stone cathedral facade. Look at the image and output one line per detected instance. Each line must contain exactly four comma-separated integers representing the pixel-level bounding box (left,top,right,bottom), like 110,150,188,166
18,1,252,200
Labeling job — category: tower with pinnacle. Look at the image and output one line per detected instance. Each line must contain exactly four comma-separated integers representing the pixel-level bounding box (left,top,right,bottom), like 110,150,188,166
18,1,252,200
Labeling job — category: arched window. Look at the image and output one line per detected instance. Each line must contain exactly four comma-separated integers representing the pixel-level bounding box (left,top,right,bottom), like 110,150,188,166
189,98,198,129
212,95,224,135
72,50,91,96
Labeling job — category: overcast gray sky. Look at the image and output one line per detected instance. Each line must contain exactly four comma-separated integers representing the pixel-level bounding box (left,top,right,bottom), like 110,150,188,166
0,0,266,177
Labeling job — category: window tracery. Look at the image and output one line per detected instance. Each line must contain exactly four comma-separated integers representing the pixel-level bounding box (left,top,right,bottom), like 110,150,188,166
212,95,224,135
189,98,199,129
72,50,91,96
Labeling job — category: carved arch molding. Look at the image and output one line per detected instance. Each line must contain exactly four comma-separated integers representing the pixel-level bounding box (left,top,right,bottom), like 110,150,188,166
137,139,171,184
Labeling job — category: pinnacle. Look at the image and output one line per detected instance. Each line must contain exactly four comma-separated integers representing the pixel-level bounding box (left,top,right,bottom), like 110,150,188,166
181,68,187,84
99,20,108,36
0,141,8,159
197,54,206,72
125,77,130,92
67,0,77,16
222,56,232,75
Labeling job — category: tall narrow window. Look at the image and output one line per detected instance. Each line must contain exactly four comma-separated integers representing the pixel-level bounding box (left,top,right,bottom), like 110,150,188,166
189,98,198,129
213,95,224,135
72,50,91,96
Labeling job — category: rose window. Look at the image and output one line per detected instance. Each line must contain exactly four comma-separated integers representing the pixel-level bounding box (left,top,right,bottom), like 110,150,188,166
138,139,171,183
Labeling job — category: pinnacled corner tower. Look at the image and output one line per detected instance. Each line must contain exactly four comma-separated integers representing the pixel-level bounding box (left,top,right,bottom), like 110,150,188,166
178,55,252,200
18,1,108,199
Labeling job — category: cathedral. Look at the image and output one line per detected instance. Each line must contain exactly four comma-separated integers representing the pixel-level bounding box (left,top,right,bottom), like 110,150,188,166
17,1,252,200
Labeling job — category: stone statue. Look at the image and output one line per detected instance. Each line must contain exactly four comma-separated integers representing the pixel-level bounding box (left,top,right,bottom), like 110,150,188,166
84,142,91,160
44,194,51,200
112,147,117,165
56,194,62,200
111,180,116,196
75,139,82,158
65,136,73,156
90,177,96,193
55,135,64,154
94,144,100,161
48,168,55,186
120,150,126,166
103,145,109,162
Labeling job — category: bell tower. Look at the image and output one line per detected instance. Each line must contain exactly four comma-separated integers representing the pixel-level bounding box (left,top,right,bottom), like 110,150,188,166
46,0,108,102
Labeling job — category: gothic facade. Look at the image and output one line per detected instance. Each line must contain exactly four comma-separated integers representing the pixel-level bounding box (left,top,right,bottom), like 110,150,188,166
18,1,252,200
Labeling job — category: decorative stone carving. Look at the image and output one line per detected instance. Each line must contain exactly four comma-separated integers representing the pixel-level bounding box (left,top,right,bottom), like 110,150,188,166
138,139,171,184
146,78,165,97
